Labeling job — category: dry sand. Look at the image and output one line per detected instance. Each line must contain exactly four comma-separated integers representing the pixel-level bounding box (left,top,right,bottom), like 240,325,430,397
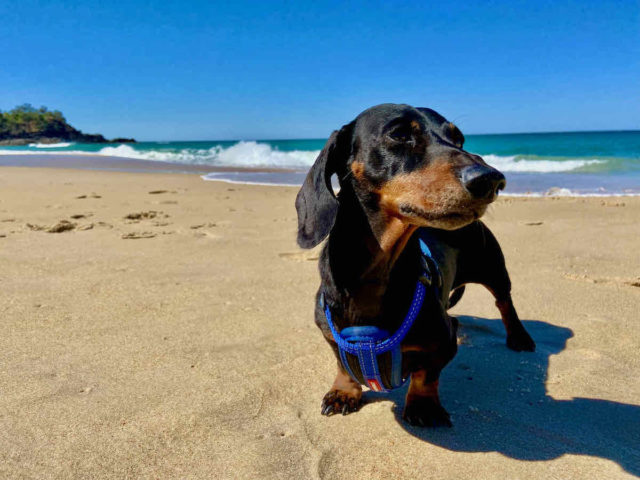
0,166,639,479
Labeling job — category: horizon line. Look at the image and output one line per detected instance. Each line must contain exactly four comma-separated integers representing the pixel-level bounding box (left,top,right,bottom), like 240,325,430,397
132,128,640,143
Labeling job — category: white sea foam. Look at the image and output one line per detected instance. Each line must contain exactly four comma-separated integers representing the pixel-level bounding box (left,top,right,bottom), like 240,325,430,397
482,154,604,173
97,142,320,168
201,173,300,187
502,190,640,198
0,141,607,173
95,144,605,172
28,142,73,148
0,149,90,156
96,145,608,173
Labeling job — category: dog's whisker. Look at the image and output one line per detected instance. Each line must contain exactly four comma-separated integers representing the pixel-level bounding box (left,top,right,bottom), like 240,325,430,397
340,170,354,183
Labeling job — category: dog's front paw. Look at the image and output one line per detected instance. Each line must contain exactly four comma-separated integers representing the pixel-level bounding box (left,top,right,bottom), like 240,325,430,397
507,327,536,352
402,396,452,428
321,388,361,416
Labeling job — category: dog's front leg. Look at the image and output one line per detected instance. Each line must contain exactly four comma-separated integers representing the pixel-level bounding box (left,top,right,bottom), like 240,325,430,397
402,370,452,427
494,295,536,352
321,362,362,416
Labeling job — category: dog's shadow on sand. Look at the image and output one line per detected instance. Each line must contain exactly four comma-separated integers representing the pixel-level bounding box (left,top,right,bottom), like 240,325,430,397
363,316,640,476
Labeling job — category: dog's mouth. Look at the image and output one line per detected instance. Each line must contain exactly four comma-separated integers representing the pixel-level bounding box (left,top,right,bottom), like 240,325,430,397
399,203,486,227
400,204,474,221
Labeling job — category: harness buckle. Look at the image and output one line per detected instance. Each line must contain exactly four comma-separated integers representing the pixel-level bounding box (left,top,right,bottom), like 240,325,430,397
418,273,432,287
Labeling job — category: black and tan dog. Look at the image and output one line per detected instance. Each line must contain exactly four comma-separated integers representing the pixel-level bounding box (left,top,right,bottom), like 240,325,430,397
295,104,535,427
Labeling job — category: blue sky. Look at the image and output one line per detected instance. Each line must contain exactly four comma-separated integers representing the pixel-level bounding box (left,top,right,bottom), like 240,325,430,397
1,0,638,140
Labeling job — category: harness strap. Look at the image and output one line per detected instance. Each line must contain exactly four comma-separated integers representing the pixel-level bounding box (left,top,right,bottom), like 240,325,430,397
323,234,441,392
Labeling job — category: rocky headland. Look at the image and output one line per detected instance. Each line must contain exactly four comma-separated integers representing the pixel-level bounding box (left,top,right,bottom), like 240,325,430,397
0,104,135,145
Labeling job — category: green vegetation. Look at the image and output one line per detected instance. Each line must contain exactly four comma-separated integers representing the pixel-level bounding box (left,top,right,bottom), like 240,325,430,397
0,104,133,144
0,104,73,138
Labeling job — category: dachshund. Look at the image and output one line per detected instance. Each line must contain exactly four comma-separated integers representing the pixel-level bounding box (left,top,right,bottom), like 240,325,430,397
295,104,535,427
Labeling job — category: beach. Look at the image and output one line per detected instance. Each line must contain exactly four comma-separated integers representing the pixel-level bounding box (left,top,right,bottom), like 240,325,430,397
1,163,639,479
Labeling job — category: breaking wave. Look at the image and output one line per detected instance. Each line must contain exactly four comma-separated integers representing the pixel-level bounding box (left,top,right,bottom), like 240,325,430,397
28,142,73,148
95,144,607,173
481,154,604,173
96,142,320,168
0,141,613,173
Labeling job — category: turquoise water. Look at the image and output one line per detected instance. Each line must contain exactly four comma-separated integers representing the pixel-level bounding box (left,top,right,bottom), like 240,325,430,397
2,130,639,195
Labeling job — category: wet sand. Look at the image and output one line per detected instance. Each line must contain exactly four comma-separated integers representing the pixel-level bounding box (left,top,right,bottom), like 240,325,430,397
0,153,298,175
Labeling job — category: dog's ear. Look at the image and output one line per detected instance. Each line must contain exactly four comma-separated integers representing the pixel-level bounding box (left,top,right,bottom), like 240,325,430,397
295,122,353,248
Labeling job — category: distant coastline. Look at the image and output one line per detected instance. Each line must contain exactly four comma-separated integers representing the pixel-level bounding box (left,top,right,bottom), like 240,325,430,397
0,104,135,146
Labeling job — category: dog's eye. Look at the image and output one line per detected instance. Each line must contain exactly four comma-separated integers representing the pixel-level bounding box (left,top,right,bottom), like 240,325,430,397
388,125,413,143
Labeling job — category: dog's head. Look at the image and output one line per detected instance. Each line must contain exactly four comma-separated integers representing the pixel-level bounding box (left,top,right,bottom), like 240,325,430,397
295,103,505,248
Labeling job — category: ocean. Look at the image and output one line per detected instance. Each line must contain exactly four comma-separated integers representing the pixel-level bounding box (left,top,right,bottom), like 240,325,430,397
2,130,639,195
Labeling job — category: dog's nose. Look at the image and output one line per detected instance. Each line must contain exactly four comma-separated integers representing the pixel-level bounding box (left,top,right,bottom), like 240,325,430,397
459,164,506,199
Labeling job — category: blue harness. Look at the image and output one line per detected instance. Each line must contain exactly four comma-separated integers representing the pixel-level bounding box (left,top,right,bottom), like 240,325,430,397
322,234,442,392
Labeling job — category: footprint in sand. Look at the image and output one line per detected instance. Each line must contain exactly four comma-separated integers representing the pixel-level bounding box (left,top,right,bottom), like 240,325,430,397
214,220,232,228
190,223,217,229
121,232,156,239
148,190,177,195
26,223,46,231
278,251,320,262
76,193,101,199
47,220,78,233
47,220,76,233
70,213,92,219
124,211,169,223
26,221,76,233
193,231,220,239
124,211,158,220
563,273,640,288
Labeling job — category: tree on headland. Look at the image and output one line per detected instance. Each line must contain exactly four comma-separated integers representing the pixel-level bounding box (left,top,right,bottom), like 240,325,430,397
0,105,135,145
0,104,67,137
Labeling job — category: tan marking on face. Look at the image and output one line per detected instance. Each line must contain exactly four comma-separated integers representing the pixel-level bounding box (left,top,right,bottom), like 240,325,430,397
360,215,417,280
350,161,365,180
377,218,418,266
375,161,481,229
410,120,421,130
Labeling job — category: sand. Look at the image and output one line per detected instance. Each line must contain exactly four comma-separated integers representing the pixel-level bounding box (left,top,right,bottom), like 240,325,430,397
0,166,639,479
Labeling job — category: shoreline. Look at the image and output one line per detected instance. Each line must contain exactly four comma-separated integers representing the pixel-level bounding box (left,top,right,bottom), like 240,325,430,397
1,153,639,197
0,153,297,175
